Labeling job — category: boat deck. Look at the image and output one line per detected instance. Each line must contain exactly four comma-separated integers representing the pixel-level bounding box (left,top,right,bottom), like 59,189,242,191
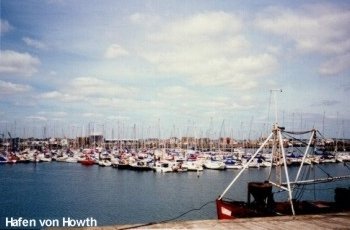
51,212,350,229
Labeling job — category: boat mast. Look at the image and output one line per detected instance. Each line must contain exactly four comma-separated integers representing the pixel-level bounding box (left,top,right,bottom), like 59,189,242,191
270,89,295,215
271,89,282,124
219,89,297,215
276,125,295,215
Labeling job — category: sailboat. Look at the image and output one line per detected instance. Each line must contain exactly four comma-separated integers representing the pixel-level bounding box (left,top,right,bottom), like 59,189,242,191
216,90,350,219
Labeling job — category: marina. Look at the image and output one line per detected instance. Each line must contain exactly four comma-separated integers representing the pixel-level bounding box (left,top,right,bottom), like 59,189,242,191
1,102,350,228
2,1,350,229
1,133,350,171
1,115,350,230
0,156,349,228
1,143,350,171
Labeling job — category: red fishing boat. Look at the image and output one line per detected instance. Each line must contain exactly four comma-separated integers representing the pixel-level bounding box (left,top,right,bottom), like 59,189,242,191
216,123,350,219
80,155,95,166
217,89,350,219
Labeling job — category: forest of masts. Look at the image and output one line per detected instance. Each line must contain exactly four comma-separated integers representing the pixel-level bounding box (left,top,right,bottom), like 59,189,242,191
0,115,348,152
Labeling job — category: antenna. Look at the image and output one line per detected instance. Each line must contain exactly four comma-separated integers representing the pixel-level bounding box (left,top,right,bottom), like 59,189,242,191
270,89,283,124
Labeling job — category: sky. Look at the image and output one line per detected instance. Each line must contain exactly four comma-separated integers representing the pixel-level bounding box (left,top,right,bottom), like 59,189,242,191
0,0,350,140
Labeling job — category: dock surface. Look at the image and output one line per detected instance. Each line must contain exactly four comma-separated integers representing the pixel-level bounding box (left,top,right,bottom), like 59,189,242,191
51,212,350,230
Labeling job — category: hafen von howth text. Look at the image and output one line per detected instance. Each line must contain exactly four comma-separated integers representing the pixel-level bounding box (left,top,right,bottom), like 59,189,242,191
5,217,97,228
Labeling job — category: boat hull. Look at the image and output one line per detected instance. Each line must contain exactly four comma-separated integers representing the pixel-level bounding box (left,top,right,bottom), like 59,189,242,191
216,197,350,219
80,160,95,166
129,165,153,171
114,163,131,170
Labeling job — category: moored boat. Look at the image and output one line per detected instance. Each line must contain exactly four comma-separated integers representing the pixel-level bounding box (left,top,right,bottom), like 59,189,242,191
7,154,17,164
129,160,153,171
98,159,112,167
224,159,242,169
112,158,131,169
153,161,174,173
183,160,203,171
203,160,226,170
0,154,7,163
80,155,95,166
65,156,78,163
216,124,350,219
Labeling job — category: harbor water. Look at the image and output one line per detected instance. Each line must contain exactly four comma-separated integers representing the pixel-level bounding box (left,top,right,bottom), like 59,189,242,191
0,162,349,228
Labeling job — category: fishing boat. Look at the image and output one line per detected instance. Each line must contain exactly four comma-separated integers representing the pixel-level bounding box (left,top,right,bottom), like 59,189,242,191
216,124,350,219
80,155,95,166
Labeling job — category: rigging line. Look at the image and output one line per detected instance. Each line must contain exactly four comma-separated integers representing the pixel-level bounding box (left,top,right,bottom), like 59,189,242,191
295,185,305,201
282,130,314,135
313,164,316,200
315,164,333,178
118,200,216,230
293,186,341,191
285,175,350,186
281,132,311,147
295,164,312,200
343,162,350,171
316,130,327,140
273,188,286,194
292,145,309,156
294,174,303,200
157,200,216,224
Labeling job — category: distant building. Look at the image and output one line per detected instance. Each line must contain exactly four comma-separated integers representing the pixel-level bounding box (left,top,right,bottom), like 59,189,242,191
88,134,104,147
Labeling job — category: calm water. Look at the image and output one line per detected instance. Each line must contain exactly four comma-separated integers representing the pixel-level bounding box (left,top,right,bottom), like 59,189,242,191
0,162,349,229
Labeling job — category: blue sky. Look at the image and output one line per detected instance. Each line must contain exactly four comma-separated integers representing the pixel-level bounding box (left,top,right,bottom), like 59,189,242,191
0,0,350,139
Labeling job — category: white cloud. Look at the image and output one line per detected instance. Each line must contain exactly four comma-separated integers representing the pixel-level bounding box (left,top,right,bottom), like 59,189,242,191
38,90,83,102
106,115,130,121
37,111,67,117
49,70,57,75
69,77,136,98
0,50,40,76
319,53,350,76
82,113,103,118
0,80,32,94
39,91,64,99
148,11,242,43
255,4,350,77
25,116,47,121
129,13,160,27
140,12,277,90
23,37,47,50
104,44,129,59
0,19,12,34
156,86,197,100
255,4,350,55
38,77,138,104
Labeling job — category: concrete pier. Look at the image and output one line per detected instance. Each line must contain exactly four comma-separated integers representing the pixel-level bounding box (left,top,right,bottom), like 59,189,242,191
51,212,350,230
